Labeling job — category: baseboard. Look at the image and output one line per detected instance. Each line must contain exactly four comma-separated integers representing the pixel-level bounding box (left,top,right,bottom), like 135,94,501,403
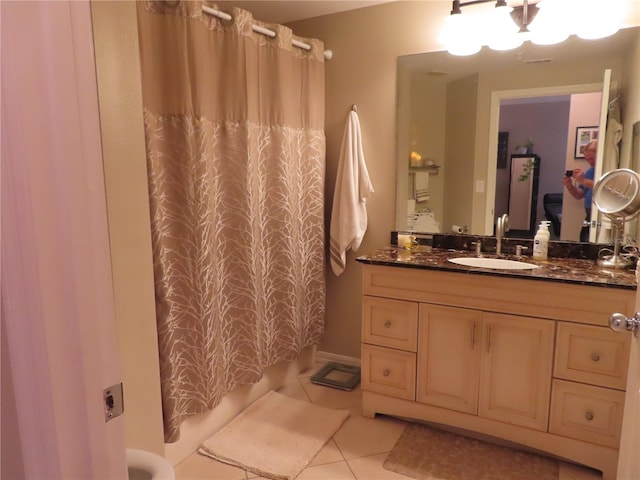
315,350,361,367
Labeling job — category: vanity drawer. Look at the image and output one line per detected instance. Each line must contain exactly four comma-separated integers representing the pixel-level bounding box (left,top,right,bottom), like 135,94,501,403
554,322,630,390
361,344,416,401
549,379,625,448
362,296,418,351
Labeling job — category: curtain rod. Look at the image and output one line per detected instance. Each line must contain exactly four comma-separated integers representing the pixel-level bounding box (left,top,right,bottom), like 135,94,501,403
201,6,333,60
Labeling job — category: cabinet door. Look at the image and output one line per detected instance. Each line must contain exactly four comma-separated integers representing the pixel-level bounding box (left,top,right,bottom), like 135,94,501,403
417,305,482,414
479,313,555,431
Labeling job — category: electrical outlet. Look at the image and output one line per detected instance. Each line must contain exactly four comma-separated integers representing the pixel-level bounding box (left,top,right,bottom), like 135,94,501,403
103,383,124,422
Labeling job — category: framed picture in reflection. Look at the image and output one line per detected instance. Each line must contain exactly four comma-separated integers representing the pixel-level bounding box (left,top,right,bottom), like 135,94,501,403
575,126,598,158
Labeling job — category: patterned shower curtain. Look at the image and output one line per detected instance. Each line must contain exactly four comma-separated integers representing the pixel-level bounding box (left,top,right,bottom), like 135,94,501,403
137,1,326,442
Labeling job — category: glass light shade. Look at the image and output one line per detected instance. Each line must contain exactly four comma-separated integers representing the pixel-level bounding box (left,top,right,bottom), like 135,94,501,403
575,0,623,40
485,5,524,51
528,0,570,45
438,13,482,56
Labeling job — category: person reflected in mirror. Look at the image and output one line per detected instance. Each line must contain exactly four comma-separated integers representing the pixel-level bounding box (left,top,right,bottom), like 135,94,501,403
562,140,597,242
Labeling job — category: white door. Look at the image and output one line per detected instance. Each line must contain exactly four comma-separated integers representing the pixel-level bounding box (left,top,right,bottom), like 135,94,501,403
588,69,613,242
1,1,127,477
616,276,640,478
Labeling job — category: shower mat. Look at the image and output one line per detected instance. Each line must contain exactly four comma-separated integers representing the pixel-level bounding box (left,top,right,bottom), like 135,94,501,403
383,422,560,480
198,390,349,480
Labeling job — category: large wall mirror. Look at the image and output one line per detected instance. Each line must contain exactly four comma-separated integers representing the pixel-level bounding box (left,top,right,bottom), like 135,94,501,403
396,26,640,243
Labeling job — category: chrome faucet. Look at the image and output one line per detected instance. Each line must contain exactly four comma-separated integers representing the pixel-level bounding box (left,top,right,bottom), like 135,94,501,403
496,214,509,256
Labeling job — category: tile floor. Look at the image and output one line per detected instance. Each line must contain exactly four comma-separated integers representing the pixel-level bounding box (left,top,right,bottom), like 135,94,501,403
174,362,602,480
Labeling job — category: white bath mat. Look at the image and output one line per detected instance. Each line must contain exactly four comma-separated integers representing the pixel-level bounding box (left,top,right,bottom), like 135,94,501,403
198,390,350,480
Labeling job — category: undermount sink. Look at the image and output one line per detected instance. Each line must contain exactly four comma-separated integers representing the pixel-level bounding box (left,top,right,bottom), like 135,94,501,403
448,257,539,270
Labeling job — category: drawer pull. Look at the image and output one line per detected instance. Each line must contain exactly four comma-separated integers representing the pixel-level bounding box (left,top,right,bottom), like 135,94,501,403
585,411,594,421
383,369,391,377
384,320,392,328
591,352,600,362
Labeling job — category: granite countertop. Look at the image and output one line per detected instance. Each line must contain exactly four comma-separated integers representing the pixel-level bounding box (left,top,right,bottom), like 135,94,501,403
356,246,638,290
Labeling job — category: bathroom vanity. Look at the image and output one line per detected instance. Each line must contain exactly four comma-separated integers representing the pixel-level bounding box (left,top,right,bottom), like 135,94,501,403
356,246,636,480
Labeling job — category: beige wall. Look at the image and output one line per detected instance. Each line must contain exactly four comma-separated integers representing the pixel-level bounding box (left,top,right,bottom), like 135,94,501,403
91,1,165,455
86,6,640,455
290,2,640,358
409,73,447,223
291,1,452,358
396,67,448,230
444,74,478,231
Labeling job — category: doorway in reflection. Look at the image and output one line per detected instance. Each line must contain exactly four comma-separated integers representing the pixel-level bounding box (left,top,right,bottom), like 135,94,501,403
495,92,601,241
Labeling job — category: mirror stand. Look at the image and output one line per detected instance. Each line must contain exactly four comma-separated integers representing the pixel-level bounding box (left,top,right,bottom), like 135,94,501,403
593,169,640,270
596,217,633,269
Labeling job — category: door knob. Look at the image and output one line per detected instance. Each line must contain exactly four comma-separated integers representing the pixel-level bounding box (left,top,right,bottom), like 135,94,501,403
609,312,640,337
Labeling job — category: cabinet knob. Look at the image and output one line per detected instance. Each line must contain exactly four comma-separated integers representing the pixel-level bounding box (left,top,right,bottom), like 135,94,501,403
383,369,391,377
585,411,594,421
384,320,392,328
591,352,600,362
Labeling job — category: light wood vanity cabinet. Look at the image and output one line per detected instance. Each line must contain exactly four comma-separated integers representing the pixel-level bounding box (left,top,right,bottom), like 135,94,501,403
360,264,634,480
416,305,554,431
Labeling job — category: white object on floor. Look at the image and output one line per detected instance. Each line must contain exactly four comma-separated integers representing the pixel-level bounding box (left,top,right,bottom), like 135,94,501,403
199,390,350,480
127,448,175,480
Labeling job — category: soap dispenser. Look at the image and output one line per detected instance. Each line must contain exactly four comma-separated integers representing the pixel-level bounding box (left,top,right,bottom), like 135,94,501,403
533,221,550,260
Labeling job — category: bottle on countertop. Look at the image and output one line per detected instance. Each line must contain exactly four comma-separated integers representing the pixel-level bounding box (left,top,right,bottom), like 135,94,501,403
532,221,550,260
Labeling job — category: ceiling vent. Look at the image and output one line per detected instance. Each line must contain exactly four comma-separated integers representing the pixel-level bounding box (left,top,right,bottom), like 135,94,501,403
522,58,554,64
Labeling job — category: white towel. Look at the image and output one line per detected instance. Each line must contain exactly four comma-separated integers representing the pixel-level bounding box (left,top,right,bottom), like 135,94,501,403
414,172,430,202
603,116,622,172
330,110,374,276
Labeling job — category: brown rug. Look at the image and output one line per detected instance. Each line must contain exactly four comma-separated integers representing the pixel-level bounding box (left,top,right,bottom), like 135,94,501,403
383,423,559,480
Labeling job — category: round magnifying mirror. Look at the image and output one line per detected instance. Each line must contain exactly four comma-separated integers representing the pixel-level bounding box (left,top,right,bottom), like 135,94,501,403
592,169,640,269
593,168,640,218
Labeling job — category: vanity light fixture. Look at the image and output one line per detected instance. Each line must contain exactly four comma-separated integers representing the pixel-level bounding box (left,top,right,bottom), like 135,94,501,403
437,1,483,56
573,0,625,40
439,0,624,56
485,1,524,51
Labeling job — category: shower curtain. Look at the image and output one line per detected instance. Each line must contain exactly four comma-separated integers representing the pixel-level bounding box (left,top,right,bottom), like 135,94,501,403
137,1,326,442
